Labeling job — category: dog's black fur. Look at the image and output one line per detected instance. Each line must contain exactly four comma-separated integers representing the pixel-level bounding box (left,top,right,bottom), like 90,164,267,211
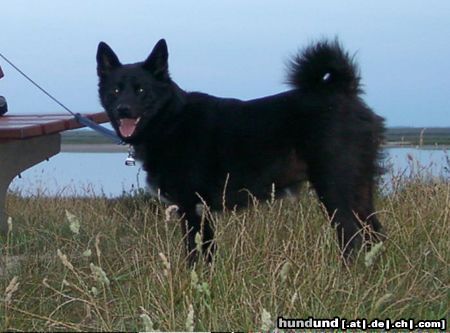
97,39,385,265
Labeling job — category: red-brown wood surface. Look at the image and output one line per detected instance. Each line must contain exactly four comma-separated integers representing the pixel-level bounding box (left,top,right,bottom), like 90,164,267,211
0,112,110,141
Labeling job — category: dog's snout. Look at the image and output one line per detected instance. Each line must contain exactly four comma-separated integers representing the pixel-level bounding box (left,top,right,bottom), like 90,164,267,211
116,104,132,118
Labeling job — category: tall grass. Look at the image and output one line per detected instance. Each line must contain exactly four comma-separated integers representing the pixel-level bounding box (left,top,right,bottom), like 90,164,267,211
1,172,449,331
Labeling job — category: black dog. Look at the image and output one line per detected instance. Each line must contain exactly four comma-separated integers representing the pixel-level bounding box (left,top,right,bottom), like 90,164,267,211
96,39,385,264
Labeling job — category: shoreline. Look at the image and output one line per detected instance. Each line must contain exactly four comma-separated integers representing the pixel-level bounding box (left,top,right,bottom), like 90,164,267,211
61,143,128,153
61,143,450,153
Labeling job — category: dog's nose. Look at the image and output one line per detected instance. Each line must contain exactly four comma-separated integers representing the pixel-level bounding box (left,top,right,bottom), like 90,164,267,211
116,104,132,118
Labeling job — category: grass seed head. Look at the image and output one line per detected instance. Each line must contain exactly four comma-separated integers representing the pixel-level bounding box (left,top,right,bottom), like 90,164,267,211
5,276,19,304
260,308,272,331
65,210,80,235
164,204,179,222
7,216,13,233
57,249,74,271
365,242,385,267
140,313,154,332
185,303,194,332
89,263,110,286
158,252,171,277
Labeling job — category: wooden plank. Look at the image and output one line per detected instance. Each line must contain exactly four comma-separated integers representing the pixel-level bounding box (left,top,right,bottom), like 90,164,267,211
0,112,110,140
0,124,43,139
89,112,110,124
4,114,73,118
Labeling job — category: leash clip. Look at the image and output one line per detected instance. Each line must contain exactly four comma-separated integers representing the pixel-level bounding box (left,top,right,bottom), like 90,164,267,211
125,145,136,166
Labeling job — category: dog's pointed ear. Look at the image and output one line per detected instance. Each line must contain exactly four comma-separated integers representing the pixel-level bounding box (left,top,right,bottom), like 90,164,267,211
97,42,121,77
143,39,169,80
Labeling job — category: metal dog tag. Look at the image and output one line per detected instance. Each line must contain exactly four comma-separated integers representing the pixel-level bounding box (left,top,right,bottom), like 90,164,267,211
125,146,136,166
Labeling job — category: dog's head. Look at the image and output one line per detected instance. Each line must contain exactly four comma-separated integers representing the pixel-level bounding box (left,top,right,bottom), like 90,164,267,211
96,39,177,143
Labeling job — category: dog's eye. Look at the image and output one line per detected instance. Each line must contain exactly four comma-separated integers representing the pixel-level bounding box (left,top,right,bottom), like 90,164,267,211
137,87,145,94
113,88,120,95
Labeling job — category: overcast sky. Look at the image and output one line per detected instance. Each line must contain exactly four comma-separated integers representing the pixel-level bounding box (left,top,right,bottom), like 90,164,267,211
1,0,449,127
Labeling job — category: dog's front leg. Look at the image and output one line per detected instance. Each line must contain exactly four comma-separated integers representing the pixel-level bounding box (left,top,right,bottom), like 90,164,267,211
179,207,216,266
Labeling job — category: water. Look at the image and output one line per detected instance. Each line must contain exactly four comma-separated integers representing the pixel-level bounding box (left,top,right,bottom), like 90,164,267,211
9,147,449,197
384,147,449,177
10,152,147,197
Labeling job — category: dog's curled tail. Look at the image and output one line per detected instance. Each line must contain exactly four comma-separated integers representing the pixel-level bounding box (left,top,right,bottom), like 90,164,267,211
287,39,362,95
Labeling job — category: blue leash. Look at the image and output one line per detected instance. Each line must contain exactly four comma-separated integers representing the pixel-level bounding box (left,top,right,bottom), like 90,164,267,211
73,113,122,144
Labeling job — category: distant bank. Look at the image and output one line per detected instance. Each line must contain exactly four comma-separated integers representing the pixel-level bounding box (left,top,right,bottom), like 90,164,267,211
385,127,450,146
61,144,128,153
61,127,450,150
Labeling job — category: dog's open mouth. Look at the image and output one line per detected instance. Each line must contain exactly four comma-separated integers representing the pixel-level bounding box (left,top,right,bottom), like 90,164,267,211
119,117,141,138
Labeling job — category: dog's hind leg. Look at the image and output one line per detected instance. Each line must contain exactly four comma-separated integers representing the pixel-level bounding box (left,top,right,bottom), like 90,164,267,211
307,165,364,260
353,180,386,244
180,207,216,266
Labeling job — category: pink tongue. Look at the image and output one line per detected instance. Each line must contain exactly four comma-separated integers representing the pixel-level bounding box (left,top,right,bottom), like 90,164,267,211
119,118,137,137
